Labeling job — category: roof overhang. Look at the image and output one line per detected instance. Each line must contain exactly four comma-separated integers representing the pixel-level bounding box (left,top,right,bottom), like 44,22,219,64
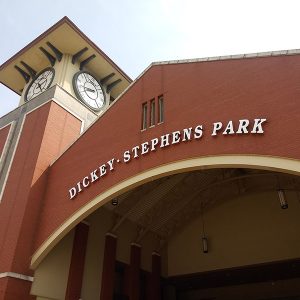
0,16,132,97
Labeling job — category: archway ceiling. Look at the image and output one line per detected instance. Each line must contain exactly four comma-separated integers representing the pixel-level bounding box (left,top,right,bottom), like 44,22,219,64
103,168,300,243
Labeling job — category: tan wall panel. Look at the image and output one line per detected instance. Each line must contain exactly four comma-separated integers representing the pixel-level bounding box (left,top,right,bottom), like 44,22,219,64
140,232,161,272
81,207,161,299
33,206,161,300
168,190,300,276
115,218,161,272
81,209,113,300
116,218,138,265
31,230,74,300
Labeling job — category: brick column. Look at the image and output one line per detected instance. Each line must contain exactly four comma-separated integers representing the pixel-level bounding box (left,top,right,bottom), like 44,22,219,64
0,101,82,299
150,252,161,300
122,265,130,297
128,243,141,300
65,222,89,300
100,233,117,300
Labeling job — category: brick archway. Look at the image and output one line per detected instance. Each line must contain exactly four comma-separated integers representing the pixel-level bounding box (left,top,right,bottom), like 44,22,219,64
31,154,300,269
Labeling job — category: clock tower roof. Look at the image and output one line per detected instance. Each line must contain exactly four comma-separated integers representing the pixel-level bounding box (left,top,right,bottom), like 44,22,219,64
0,16,132,99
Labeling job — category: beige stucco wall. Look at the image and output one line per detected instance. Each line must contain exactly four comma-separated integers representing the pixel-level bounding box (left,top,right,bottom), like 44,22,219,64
32,207,161,300
31,229,74,299
81,208,163,299
80,208,112,299
53,54,78,96
168,190,300,276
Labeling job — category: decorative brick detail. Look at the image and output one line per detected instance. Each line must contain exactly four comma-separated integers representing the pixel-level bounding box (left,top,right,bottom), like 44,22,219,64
100,234,117,300
128,244,141,300
149,253,161,300
65,222,89,300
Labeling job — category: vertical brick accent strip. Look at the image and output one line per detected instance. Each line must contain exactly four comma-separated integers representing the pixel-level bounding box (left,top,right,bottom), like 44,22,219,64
122,264,130,297
128,244,141,300
100,234,117,300
0,124,11,161
65,223,89,300
150,252,161,300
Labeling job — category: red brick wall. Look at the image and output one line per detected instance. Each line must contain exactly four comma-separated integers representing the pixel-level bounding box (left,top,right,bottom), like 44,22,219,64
34,55,300,256
0,101,82,298
31,101,82,184
0,103,52,274
0,124,10,159
0,277,34,300
65,223,89,300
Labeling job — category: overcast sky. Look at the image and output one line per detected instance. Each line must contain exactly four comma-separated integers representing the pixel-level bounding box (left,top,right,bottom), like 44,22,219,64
1,0,300,117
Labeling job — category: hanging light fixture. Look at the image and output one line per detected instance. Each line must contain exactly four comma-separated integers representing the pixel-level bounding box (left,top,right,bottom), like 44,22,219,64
277,189,288,209
202,237,208,253
111,198,118,206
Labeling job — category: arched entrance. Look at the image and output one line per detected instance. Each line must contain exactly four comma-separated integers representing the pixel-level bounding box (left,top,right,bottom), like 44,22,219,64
30,156,300,300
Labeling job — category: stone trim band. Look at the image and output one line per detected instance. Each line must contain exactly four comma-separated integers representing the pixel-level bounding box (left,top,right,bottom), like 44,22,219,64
0,272,34,282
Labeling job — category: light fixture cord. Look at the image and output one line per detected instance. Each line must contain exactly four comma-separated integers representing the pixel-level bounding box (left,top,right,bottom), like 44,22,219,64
201,203,206,237
276,175,281,190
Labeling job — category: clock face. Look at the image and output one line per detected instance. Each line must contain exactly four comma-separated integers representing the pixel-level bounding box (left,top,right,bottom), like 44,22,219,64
73,71,105,111
25,67,55,102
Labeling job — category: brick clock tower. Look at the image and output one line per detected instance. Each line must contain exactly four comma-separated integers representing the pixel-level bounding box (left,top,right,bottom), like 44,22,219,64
0,17,131,299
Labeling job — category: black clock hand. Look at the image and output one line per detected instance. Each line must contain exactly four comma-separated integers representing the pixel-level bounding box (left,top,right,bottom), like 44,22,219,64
37,82,43,91
85,87,95,93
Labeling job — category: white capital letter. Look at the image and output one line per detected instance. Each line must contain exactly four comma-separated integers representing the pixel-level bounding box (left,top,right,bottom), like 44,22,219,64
223,120,235,135
69,187,77,200
172,131,181,144
141,142,149,155
194,125,203,139
160,134,170,148
90,169,99,182
123,150,131,163
212,122,223,136
251,118,267,134
82,176,90,188
150,138,159,151
236,119,249,134
107,158,115,171
182,127,192,141
99,164,107,177
132,145,140,158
